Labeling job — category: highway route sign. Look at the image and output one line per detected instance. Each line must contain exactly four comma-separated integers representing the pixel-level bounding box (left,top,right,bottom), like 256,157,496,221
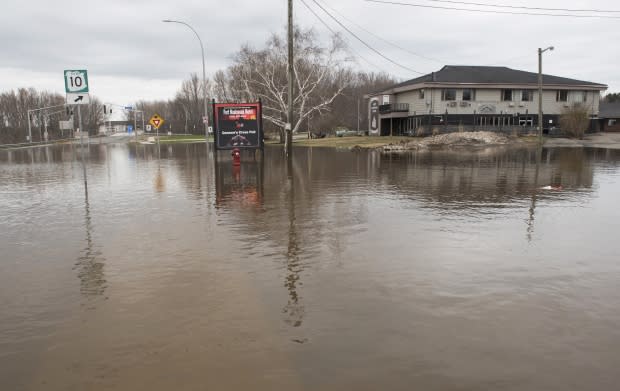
64,70,90,105
64,70,89,93
149,113,165,130
146,124,152,132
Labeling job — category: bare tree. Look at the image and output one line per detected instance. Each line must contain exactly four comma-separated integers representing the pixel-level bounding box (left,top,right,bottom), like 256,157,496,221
559,103,590,139
224,28,353,142
0,88,66,143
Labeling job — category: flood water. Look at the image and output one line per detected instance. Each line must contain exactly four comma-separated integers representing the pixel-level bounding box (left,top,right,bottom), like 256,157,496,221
1,142,620,390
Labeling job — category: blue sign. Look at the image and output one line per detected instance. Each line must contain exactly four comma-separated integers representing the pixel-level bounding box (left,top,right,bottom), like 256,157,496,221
127,124,134,133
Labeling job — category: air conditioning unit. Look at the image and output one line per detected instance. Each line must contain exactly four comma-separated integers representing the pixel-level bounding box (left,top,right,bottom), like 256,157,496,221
448,101,457,107
460,101,471,107
508,103,515,107
518,103,525,107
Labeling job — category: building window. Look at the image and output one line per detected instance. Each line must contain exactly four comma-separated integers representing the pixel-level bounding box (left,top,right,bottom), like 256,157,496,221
419,89,425,99
462,89,475,101
502,89,513,101
556,90,568,102
441,89,456,101
609,119,617,126
521,90,534,101
573,91,587,103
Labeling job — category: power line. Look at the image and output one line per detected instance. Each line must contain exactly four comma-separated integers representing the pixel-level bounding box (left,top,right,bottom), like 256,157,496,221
364,0,620,19
310,0,426,74
316,0,445,64
419,0,620,14
299,0,390,74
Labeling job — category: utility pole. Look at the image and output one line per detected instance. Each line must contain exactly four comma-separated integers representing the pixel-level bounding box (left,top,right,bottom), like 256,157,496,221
286,0,294,158
538,46,554,144
538,48,543,143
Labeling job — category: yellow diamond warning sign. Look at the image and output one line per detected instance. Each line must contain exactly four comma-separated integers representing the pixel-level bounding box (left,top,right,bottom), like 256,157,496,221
149,113,165,130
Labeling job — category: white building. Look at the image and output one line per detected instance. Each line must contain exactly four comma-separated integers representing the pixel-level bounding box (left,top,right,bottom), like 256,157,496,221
367,66,607,136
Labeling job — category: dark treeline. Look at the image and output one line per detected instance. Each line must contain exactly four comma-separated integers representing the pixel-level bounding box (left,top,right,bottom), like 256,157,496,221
1,28,396,144
0,89,104,144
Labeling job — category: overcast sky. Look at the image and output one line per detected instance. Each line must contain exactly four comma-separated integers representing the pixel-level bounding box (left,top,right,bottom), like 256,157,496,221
1,0,618,105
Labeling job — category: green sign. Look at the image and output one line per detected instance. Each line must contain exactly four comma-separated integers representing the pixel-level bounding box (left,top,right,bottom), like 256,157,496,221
64,70,89,94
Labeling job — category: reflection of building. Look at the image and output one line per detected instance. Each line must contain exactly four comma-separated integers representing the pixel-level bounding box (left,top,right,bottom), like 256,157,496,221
377,147,596,207
366,66,607,136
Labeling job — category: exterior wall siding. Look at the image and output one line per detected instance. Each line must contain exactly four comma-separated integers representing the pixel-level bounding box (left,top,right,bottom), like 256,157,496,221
392,88,601,116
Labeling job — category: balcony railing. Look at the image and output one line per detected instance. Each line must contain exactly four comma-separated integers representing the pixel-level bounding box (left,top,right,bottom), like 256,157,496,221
379,103,409,114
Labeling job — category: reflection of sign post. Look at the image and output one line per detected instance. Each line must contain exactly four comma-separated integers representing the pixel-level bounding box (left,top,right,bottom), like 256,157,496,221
213,102,263,150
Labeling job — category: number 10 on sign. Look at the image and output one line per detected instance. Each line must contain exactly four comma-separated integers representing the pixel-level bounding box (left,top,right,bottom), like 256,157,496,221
64,70,89,93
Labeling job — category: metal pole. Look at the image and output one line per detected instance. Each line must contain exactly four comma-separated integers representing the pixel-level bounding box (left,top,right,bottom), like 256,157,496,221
357,97,360,133
27,109,32,143
78,105,84,149
162,20,208,141
538,48,543,143
134,109,138,144
286,0,294,157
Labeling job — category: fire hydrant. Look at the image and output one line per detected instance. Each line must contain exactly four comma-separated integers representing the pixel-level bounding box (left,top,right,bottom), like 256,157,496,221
232,148,241,166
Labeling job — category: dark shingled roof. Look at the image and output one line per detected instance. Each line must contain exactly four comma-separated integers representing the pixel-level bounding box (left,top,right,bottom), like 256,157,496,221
383,65,606,92
599,102,620,118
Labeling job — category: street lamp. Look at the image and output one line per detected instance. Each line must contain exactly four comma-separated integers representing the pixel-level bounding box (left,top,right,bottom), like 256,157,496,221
538,45,554,143
162,19,209,139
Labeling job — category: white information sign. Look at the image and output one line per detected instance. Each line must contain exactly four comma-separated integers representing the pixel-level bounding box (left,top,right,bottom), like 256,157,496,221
66,93,90,105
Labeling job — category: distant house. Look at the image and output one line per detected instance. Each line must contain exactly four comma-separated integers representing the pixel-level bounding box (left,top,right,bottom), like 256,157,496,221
598,102,620,132
366,65,607,136
98,120,133,135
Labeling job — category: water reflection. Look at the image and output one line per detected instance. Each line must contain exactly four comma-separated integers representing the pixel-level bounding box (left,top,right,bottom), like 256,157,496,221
2,143,620,390
527,146,543,242
376,147,596,208
73,159,107,300
283,157,304,328
214,150,264,208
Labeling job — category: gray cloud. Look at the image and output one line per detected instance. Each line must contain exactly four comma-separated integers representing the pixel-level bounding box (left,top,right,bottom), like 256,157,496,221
1,0,619,104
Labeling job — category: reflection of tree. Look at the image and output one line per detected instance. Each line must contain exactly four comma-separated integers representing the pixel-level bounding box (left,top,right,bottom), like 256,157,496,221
283,158,304,328
73,168,107,299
